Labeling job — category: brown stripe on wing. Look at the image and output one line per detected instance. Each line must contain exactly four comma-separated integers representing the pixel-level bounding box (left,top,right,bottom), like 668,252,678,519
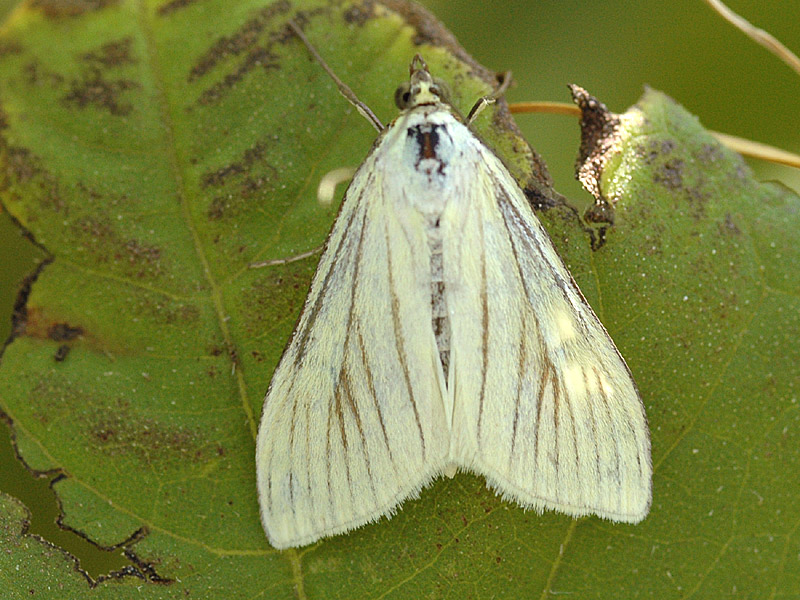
384,220,427,459
476,211,490,449
508,312,528,471
294,173,375,367
594,366,621,487
582,367,603,495
357,327,396,469
339,357,379,504
333,378,354,504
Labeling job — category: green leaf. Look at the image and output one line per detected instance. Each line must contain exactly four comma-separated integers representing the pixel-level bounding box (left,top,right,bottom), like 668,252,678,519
1,1,798,599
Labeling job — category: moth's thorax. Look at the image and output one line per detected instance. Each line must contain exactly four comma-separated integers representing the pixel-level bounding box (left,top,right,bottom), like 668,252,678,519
383,107,465,219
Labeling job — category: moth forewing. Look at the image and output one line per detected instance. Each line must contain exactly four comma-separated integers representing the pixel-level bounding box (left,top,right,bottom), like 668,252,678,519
256,31,651,549
255,115,452,551
437,121,651,523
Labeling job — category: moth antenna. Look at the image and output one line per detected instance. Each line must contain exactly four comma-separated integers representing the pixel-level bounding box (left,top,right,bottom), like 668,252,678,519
287,20,385,132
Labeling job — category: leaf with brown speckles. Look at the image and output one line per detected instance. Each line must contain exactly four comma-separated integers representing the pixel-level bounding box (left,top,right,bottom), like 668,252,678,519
1,0,799,598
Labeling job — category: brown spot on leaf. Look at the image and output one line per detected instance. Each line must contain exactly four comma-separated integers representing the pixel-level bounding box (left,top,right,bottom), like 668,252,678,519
5,146,38,182
721,212,741,235
0,142,63,216
22,60,66,88
698,142,725,166
69,215,168,279
63,68,139,116
343,2,374,25
197,47,280,105
90,413,213,463
0,40,23,56
54,344,71,361
123,240,161,264
653,158,684,191
136,298,200,325
81,37,136,67
201,142,266,188
647,139,676,163
31,0,119,18
48,323,84,341
156,0,198,16
189,0,291,81
202,142,276,219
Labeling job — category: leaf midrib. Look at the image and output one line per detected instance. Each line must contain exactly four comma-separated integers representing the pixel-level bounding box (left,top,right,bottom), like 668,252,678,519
136,0,258,444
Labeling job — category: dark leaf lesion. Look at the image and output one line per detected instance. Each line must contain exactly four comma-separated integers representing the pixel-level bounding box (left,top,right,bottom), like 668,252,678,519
62,68,139,116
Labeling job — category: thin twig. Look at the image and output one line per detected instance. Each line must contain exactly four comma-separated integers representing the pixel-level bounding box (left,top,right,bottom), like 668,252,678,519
710,131,800,169
508,101,800,169
703,0,800,77
509,102,582,117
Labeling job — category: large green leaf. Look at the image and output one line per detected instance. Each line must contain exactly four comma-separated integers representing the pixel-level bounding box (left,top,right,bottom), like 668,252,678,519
1,0,798,598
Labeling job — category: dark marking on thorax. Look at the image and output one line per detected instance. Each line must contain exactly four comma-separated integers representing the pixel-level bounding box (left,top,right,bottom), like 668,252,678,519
409,124,440,160
408,124,447,177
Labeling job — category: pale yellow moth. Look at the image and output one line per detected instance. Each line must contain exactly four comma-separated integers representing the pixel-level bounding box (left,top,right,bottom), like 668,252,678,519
255,22,652,549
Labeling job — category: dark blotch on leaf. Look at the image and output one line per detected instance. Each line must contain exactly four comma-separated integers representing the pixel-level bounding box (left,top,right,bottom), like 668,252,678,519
54,344,71,362
48,323,84,341
156,0,198,17
201,142,266,188
343,3,375,25
2,144,63,215
0,40,23,57
197,47,280,105
63,68,139,116
124,240,161,264
81,38,136,67
90,414,211,464
654,158,685,191
189,0,290,107
30,0,119,18
721,213,741,235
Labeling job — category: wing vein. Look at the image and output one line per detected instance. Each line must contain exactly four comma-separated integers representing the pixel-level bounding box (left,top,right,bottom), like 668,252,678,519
342,364,379,504
582,368,603,488
384,220,427,458
357,327,396,468
508,311,527,470
552,368,561,479
294,174,374,366
562,373,582,490
594,366,621,487
476,207,490,449
495,186,591,333
334,383,354,504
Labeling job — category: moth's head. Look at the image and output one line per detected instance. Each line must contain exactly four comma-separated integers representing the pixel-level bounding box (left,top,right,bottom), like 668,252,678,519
394,55,451,111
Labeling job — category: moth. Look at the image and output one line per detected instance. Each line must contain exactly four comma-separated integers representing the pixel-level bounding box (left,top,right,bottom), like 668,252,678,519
256,22,652,549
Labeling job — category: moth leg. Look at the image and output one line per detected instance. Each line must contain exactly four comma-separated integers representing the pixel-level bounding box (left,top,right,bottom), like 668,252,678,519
467,71,513,124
